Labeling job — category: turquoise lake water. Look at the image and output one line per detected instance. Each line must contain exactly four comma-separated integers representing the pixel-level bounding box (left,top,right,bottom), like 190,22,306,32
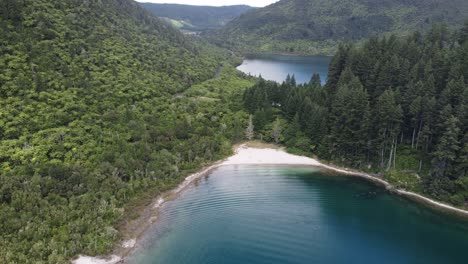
128,165,468,264
236,54,331,84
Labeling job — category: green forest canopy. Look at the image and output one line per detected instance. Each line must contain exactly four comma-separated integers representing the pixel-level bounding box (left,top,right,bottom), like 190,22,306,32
0,0,467,263
212,0,468,54
0,0,253,262
140,3,254,31
243,23,468,206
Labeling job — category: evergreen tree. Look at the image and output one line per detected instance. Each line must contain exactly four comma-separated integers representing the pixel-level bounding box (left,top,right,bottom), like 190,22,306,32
374,61,394,99
459,20,468,45
284,90,302,119
300,97,327,146
242,25,468,207
284,113,302,147
432,116,461,178
326,44,351,95
253,109,267,131
409,96,423,148
375,89,403,169
454,132,467,179
329,76,369,161
336,67,355,87
309,73,321,87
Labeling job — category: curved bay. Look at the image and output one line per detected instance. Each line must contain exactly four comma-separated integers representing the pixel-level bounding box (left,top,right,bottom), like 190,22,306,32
128,165,468,264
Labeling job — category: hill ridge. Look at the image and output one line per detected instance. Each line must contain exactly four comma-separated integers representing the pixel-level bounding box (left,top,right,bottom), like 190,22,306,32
212,0,468,54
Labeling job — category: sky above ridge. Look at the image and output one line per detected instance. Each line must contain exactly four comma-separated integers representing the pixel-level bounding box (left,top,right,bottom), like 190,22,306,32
135,0,278,7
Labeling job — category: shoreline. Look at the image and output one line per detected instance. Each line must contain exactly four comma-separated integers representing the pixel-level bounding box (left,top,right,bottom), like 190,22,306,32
73,144,468,264
72,154,233,264
242,52,334,58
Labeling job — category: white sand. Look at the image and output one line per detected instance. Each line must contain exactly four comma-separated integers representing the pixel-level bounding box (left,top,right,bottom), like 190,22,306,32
222,145,468,217
223,145,321,166
122,239,136,249
73,144,468,263
72,255,121,264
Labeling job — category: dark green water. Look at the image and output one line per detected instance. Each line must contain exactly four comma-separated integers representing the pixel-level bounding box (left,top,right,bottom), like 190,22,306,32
128,165,468,264
236,54,331,85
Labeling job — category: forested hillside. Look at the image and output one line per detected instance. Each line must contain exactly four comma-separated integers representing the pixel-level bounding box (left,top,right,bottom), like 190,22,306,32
140,3,254,31
243,24,468,206
213,0,468,54
0,0,252,262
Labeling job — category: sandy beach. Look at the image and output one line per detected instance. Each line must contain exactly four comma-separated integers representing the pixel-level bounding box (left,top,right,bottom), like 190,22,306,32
72,255,122,264
73,144,468,264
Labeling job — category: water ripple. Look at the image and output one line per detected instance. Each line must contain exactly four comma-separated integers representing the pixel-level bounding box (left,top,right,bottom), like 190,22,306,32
128,165,468,264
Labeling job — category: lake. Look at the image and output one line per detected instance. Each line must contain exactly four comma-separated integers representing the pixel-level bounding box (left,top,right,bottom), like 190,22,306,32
236,54,331,85
128,165,468,264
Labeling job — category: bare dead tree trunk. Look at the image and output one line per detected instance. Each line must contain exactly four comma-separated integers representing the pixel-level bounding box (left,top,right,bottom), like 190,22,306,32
393,137,397,169
415,119,423,150
387,138,394,171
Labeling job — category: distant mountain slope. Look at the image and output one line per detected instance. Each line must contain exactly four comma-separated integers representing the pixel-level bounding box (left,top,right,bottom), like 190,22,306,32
213,0,468,54
140,3,254,31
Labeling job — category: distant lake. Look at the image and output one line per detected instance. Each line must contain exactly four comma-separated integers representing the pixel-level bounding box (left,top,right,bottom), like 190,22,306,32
237,54,331,85
128,165,468,264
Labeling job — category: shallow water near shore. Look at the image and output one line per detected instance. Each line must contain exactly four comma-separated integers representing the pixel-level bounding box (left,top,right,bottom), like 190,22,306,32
127,165,468,264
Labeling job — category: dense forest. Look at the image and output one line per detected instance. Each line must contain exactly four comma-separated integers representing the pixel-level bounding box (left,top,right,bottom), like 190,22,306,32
140,3,254,31
0,0,253,262
243,24,468,206
213,0,468,54
1,0,468,262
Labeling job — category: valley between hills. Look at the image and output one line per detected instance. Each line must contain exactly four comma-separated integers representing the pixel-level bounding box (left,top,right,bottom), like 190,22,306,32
0,0,467,263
